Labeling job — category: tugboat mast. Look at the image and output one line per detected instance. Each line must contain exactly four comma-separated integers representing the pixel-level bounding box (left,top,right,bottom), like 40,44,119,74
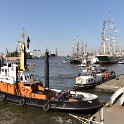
20,30,27,71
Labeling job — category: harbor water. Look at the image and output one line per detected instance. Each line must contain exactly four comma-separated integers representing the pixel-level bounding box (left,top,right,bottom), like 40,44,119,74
0,57,124,124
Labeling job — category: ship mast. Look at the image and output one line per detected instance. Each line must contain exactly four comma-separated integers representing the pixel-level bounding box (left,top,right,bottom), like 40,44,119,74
100,13,119,56
20,30,27,71
101,20,108,55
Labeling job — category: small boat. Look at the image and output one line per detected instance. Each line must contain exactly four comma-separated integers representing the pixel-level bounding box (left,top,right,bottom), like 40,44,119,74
74,72,103,90
74,75,97,89
102,70,116,81
74,65,109,89
0,31,103,114
63,59,69,63
78,64,87,68
118,61,124,64
70,58,82,64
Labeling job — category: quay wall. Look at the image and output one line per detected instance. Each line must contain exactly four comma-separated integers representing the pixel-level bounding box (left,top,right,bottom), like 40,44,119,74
94,74,124,124
96,74,124,92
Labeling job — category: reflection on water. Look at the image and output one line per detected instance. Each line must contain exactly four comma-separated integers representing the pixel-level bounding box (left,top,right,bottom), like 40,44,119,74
0,57,123,123
0,102,82,124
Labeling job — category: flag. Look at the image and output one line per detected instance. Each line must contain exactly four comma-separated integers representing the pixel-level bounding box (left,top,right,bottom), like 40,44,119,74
27,37,30,49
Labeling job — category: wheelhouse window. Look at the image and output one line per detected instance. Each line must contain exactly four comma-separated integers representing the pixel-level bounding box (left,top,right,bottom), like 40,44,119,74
20,76,23,81
1,69,4,72
24,84,30,86
25,76,27,80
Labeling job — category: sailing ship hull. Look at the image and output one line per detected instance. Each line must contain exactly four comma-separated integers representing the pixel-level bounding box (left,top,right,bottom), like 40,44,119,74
70,59,82,64
74,83,97,90
92,55,119,64
0,91,103,114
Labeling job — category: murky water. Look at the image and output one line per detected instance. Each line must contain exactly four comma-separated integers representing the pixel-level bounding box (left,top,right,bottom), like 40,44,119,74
0,57,124,124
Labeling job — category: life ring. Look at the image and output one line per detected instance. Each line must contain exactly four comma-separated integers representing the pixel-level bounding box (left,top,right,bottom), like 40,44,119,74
43,103,50,112
19,98,25,105
76,76,81,82
76,76,84,82
0,94,5,101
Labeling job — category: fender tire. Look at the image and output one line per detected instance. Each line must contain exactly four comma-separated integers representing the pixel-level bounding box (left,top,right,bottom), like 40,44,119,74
19,99,25,105
43,103,50,112
0,94,5,101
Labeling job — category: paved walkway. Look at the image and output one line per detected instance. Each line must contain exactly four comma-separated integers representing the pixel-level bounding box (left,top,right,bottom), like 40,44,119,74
94,75,124,124
94,104,124,124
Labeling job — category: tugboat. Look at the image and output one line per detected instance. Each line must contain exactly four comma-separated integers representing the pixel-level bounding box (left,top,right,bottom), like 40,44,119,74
0,31,103,114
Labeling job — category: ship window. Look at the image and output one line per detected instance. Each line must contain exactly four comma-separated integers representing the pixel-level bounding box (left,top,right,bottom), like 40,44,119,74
5,69,7,76
88,79,92,82
1,69,4,72
30,75,32,79
20,76,23,81
25,76,27,80
24,84,30,86
8,64,11,67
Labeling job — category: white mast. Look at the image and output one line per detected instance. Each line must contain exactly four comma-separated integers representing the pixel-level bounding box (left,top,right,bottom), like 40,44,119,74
100,13,119,56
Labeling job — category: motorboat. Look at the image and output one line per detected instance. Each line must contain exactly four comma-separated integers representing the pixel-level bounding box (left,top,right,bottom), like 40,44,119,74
118,61,124,64
74,72,103,90
74,65,108,89
74,64,116,89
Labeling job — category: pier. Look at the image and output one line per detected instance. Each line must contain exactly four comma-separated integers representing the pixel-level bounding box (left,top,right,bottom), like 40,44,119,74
94,74,124,124
96,74,124,92
92,105,124,124
70,75,124,123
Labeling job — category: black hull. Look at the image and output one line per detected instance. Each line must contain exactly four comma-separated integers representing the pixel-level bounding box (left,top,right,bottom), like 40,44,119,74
0,91,103,114
74,83,97,90
94,61,118,64
70,59,81,64
94,56,119,65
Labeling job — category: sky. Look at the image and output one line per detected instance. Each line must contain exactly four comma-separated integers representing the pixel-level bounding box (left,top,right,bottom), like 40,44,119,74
0,0,124,56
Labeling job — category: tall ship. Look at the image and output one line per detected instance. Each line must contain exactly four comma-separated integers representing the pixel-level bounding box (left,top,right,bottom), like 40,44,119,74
70,36,82,64
91,14,120,64
70,36,89,64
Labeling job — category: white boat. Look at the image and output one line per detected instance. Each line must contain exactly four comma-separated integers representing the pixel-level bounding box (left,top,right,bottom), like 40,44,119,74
78,64,87,68
74,72,103,89
74,75,96,89
118,61,124,64
63,59,68,63
74,65,108,89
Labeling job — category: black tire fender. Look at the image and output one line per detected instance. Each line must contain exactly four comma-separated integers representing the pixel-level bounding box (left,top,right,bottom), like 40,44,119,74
19,98,25,105
0,94,5,101
43,103,50,112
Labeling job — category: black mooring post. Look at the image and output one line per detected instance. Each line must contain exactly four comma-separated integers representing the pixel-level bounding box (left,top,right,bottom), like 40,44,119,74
45,49,49,88
0,60,1,72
